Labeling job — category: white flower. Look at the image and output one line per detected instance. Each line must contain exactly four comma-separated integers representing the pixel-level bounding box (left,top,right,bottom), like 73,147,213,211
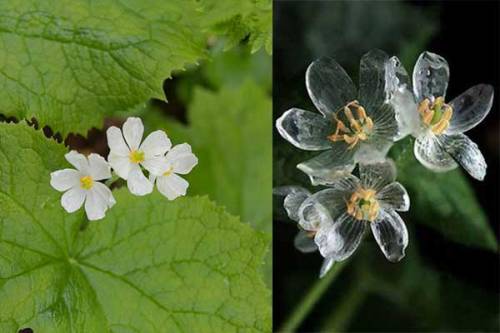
50,151,115,221
387,51,494,180
150,143,198,200
106,117,172,196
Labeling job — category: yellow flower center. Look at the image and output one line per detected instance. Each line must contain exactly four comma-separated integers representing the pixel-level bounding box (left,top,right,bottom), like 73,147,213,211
129,150,145,164
346,187,379,222
162,166,174,177
80,175,94,190
327,100,374,149
418,96,453,135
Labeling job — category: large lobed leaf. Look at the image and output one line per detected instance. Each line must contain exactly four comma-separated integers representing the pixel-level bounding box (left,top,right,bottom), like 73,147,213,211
0,0,271,137
0,122,271,332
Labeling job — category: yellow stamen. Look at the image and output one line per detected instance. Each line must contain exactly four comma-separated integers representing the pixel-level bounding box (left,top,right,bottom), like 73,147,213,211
327,100,374,149
346,187,379,222
129,150,145,164
417,97,454,135
162,166,174,177
80,176,93,190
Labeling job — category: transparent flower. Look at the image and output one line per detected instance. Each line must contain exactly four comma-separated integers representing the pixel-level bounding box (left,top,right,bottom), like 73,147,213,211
150,143,198,200
276,50,399,185
50,151,115,221
301,161,410,263
107,117,171,196
387,51,494,180
273,186,337,278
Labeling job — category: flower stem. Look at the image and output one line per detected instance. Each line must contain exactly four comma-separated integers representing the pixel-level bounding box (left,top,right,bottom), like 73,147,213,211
278,260,348,332
320,284,365,332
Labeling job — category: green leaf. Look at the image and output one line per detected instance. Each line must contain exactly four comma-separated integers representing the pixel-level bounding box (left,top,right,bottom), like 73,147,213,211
0,122,271,332
0,0,271,136
391,138,497,251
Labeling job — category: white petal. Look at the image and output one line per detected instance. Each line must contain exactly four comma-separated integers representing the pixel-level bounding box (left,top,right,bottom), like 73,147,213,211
84,189,108,221
412,51,450,101
294,230,318,253
441,133,487,181
447,84,494,134
61,187,86,213
314,213,367,261
358,49,389,110
108,153,132,180
127,164,153,196
142,156,169,176
65,150,89,173
106,126,130,156
122,117,144,150
359,160,396,191
156,174,189,200
371,209,408,262
166,144,198,174
275,108,333,151
414,133,457,172
50,169,80,191
319,257,336,278
92,182,116,208
306,57,357,117
88,153,111,181
140,130,172,157
376,182,410,212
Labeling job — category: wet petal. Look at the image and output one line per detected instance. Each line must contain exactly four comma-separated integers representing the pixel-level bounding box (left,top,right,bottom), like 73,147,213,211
274,186,311,221
65,150,89,173
85,189,108,221
294,230,318,253
275,108,332,150
441,133,487,181
319,257,335,278
414,133,457,172
377,182,410,212
88,153,111,181
156,174,189,200
354,139,392,165
166,144,198,174
106,126,129,156
314,213,367,261
359,160,396,191
371,209,408,262
297,194,333,231
140,130,172,157
306,57,357,117
359,49,390,110
108,153,132,180
297,144,356,185
50,169,80,191
447,84,494,134
367,102,399,142
142,156,169,176
61,187,86,213
127,164,153,196
412,51,450,102
122,117,144,150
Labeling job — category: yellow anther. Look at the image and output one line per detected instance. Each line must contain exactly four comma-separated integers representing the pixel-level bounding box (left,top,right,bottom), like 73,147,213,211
327,100,374,149
418,97,453,135
346,188,379,222
162,166,174,177
129,150,145,164
80,176,93,190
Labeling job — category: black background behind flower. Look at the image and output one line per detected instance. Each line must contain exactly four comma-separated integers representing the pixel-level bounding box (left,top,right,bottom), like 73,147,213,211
273,1,499,331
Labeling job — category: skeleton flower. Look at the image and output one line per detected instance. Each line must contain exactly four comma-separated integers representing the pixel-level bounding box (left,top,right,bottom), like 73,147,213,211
299,161,410,263
107,117,171,196
50,151,115,221
150,143,198,200
387,51,494,180
274,186,337,278
276,50,399,185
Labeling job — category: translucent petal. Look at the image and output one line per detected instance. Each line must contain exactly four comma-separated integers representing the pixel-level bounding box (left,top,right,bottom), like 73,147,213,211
166,144,198,174
441,133,487,181
50,169,80,191
61,187,86,213
319,257,335,278
359,160,396,191
297,194,333,231
368,102,399,142
414,133,457,172
354,139,392,165
140,130,172,157
412,51,450,101
65,150,89,173
447,84,494,134
88,153,112,181
371,209,408,262
376,182,410,211
297,144,356,185
314,212,367,261
127,164,153,196
284,189,311,221
106,126,129,156
275,108,332,151
108,153,132,180
156,174,189,200
122,117,144,150
293,230,318,253
359,49,390,110
306,57,357,117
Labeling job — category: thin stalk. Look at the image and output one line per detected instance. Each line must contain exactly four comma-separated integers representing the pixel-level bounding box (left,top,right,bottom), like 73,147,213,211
278,260,348,333
320,284,365,332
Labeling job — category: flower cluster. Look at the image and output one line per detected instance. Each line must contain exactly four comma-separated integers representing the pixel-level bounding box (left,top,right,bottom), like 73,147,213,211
50,117,198,221
276,50,493,277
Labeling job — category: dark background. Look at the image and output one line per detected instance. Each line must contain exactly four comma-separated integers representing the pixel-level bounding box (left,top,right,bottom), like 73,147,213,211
273,1,499,331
